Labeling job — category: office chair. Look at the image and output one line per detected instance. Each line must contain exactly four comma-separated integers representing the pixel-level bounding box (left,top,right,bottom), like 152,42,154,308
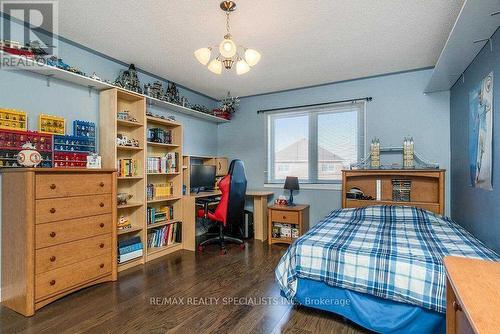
197,159,247,254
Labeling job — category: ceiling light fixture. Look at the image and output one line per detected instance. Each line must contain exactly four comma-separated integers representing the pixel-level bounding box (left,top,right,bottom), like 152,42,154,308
194,1,261,75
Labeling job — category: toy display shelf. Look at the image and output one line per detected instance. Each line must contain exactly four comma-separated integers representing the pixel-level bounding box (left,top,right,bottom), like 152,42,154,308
0,109,28,131
73,120,96,138
38,114,65,135
1,51,229,124
0,128,53,168
53,134,96,153
53,152,88,168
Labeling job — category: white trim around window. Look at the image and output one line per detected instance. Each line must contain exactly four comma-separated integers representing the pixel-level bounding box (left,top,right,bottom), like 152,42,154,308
265,101,365,185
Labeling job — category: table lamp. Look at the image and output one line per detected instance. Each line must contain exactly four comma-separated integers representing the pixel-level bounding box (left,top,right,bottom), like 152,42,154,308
284,176,299,206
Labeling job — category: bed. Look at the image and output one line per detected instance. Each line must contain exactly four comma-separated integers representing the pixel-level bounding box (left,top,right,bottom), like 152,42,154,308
275,205,500,334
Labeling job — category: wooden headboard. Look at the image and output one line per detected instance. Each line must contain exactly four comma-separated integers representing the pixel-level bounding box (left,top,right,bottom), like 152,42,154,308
341,169,445,215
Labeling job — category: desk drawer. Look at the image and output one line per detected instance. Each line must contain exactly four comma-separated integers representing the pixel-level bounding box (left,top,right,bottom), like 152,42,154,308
35,254,111,301
36,194,112,224
271,210,299,224
36,214,112,249
36,234,111,274
36,173,112,199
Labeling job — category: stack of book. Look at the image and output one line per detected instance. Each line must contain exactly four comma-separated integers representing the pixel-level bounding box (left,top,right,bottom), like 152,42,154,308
147,205,174,225
147,182,174,200
147,222,181,249
146,152,177,174
118,158,138,177
118,236,143,263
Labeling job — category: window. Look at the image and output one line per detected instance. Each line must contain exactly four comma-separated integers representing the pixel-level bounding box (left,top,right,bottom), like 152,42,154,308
267,102,364,183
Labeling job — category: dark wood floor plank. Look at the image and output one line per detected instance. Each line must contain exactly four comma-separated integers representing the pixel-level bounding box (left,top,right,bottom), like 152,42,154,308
0,241,367,334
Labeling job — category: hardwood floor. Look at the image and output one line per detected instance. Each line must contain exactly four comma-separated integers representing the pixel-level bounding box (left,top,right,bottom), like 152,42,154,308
0,241,370,334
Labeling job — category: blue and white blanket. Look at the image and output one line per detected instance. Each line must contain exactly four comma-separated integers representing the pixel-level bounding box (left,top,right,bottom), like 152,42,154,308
275,206,499,313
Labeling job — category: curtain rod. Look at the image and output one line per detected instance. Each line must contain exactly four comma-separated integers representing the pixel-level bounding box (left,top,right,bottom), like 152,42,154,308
256,97,372,114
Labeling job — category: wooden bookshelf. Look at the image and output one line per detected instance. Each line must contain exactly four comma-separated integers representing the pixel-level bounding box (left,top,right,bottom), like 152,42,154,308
100,88,147,272
145,110,183,262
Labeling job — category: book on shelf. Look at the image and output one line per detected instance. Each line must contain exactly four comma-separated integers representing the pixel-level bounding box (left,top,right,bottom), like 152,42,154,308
147,205,174,225
118,236,144,263
147,222,181,249
146,152,178,174
117,158,138,177
147,182,174,200
118,249,143,263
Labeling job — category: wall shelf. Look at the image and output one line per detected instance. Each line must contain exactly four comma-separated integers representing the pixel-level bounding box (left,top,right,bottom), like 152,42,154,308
146,142,180,148
147,219,181,230
1,51,228,123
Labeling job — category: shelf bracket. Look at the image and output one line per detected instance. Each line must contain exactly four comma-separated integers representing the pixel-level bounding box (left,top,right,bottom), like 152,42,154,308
87,85,94,97
46,74,54,87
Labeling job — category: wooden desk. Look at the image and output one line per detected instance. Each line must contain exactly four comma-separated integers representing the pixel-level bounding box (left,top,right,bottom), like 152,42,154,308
189,190,222,198
246,191,274,241
181,190,273,250
444,256,500,334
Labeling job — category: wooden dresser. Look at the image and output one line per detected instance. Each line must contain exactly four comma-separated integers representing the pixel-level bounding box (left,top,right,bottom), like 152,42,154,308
444,256,500,334
342,169,445,215
1,168,117,316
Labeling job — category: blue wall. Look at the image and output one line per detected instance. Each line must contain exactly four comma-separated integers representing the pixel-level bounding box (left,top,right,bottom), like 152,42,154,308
450,28,500,254
218,69,451,225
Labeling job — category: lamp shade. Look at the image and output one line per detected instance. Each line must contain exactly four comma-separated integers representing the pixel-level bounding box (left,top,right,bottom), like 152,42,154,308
207,58,222,74
284,176,299,191
219,38,237,58
236,59,250,75
194,47,212,65
244,48,261,67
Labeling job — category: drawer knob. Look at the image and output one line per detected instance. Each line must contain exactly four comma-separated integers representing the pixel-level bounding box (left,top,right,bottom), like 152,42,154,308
453,301,462,312
100,263,104,268
99,202,104,207
99,182,105,187
50,208,56,214
100,223,105,228
49,232,56,238
99,243,105,248
283,216,286,219
50,184,56,190
49,256,56,262
49,280,56,286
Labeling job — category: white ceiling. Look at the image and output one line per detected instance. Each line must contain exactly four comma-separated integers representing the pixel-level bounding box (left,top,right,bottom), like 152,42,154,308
56,0,464,99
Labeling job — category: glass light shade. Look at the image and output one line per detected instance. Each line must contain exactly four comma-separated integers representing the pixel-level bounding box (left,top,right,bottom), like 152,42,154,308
194,47,211,65
219,38,237,58
244,48,261,67
207,59,222,74
236,59,250,75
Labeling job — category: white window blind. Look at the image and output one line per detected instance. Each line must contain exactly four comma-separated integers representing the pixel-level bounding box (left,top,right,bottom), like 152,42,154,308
266,101,365,183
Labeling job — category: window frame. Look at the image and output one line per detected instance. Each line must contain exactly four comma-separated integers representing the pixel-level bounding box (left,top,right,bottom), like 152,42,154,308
266,101,365,185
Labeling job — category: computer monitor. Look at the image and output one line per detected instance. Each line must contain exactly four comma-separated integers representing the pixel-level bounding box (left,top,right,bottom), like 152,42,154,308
190,165,216,192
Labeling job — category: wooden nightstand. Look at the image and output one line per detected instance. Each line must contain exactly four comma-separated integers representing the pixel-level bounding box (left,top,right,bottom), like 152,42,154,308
268,204,309,245
444,256,500,334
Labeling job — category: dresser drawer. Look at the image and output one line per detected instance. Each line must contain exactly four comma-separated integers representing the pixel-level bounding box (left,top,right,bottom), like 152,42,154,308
36,234,111,274
35,254,111,301
271,210,299,224
36,194,112,224
36,173,112,199
36,214,112,249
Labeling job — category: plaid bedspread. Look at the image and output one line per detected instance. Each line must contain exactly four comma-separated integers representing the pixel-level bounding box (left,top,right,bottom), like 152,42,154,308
275,205,499,313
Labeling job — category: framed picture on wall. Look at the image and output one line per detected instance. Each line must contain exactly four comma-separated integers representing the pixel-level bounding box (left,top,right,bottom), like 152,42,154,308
469,71,493,190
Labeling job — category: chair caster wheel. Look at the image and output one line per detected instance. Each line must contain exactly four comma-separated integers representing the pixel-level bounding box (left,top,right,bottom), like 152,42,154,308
220,249,227,255
198,245,204,252
240,243,246,249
